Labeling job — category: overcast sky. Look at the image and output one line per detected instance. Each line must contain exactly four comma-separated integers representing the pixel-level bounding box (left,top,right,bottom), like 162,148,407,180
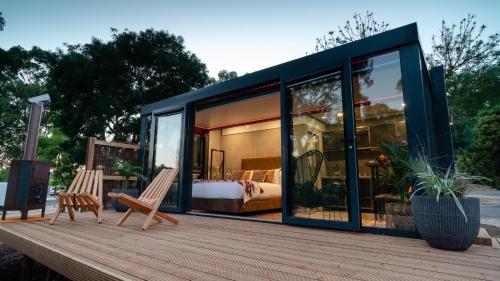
1,0,499,76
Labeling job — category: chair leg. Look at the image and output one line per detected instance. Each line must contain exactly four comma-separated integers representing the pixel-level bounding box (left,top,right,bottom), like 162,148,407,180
142,210,156,230
64,196,75,220
155,211,178,224
97,205,103,223
117,208,132,226
49,207,62,225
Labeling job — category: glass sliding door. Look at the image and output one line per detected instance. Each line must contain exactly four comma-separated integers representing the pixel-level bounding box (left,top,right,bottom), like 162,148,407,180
351,51,414,231
287,70,355,227
152,112,183,209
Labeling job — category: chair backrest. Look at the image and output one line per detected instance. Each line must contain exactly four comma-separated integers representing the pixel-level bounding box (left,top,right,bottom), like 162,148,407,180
139,168,179,201
294,150,323,185
67,169,103,198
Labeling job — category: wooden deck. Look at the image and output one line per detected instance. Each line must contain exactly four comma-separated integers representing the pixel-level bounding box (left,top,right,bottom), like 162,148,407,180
0,211,499,281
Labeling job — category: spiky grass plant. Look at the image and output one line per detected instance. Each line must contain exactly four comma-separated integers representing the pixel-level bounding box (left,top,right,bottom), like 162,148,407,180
109,156,147,189
409,152,489,221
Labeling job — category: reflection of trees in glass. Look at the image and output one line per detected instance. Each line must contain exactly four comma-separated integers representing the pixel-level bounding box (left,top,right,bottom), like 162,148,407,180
292,77,342,113
153,164,168,178
353,54,404,121
363,103,402,120
396,79,403,92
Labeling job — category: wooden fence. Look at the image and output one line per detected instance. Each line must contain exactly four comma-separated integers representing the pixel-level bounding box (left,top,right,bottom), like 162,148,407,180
85,137,140,208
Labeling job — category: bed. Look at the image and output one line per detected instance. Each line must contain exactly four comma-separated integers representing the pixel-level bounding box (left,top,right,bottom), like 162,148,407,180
191,156,282,213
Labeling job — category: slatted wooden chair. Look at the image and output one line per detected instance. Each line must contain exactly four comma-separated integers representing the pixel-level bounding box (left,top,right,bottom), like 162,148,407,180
49,169,103,225
108,168,179,230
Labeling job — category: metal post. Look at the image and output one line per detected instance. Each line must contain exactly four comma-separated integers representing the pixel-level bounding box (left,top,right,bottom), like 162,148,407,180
23,103,43,161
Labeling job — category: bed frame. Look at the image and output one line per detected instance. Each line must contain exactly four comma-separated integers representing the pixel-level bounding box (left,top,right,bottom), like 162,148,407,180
192,156,281,214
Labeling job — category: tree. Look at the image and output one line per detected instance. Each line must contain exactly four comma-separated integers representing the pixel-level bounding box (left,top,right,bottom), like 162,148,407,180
0,46,54,167
468,105,500,188
447,62,500,117
37,128,78,187
209,69,238,84
427,14,499,79
315,11,389,51
48,28,211,163
216,70,237,82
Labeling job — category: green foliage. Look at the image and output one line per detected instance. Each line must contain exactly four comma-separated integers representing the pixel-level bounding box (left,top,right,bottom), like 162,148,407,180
109,156,147,189
377,142,411,203
0,167,9,181
209,69,238,84
410,152,489,221
427,14,499,79
50,155,79,189
315,11,389,51
37,128,68,164
36,128,79,188
48,28,211,164
447,62,500,118
0,46,54,167
467,105,500,188
216,70,238,82
430,15,500,184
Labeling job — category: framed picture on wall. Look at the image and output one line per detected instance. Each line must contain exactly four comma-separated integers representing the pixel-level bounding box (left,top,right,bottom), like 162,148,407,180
210,149,225,180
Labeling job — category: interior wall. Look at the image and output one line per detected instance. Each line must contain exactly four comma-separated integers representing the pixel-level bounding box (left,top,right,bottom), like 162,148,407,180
221,127,281,172
207,123,281,175
207,130,222,179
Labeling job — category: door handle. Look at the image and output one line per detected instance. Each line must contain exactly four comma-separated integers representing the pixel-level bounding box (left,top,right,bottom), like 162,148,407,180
347,140,355,150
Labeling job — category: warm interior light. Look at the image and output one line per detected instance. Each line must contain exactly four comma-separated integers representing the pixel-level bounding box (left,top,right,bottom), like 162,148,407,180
321,115,327,119
401,102,406,108
336,112,344,117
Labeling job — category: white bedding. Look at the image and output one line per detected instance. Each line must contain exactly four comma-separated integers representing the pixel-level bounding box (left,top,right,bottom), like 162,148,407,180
192,181,281,200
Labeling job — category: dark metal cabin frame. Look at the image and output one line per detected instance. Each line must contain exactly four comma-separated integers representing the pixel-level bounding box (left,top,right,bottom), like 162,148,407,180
138,23,453,237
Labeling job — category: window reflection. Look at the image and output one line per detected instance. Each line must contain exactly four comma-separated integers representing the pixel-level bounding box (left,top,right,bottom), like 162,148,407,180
153,113,182,208
289,72,349,222
352,51,414,231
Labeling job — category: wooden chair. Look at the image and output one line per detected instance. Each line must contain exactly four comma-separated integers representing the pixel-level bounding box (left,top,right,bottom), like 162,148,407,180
108,168,179,230
50,169,103,225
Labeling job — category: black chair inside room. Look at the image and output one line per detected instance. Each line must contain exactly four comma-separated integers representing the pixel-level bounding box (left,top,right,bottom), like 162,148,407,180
321,178,348,220
292,150,324,216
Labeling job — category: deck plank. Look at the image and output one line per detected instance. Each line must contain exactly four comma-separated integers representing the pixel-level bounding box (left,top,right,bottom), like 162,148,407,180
0,211,498,281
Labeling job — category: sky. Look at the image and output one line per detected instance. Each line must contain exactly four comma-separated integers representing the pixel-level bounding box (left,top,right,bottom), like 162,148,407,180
1,0,499,77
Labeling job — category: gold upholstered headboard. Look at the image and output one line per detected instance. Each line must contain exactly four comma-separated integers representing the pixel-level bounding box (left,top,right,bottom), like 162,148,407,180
241,156,281,170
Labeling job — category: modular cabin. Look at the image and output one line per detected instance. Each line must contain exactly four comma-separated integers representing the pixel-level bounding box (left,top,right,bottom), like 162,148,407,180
138,23,453,236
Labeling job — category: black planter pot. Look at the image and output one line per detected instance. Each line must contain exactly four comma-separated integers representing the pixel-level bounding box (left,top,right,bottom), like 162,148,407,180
411,195,480,251
111,189,139,212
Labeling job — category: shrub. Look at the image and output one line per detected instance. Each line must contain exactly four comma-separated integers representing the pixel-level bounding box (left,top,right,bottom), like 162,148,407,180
468,105,500,189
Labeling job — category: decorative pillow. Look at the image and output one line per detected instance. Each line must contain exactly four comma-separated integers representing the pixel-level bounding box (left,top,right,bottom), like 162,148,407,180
242,170,253,181
264,170,275,183
231,170,245,181
273,168,282,185
251,170,267,182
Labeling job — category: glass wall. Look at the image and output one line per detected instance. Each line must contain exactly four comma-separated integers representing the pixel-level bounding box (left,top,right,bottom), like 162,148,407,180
352,51,414,231
153,112,183,208
289,72,350,222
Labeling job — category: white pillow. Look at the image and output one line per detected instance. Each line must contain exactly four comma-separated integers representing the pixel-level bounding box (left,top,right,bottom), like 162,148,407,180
273,168,282,185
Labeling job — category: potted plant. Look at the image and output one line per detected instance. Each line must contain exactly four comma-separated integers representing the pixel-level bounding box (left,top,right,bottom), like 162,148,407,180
410,153,488,251
376,142,414,231
109,156,147,212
